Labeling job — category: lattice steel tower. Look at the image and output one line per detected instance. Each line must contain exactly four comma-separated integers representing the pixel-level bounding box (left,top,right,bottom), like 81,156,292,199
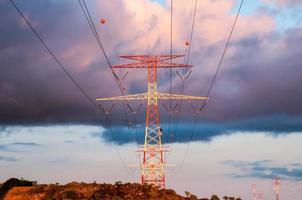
96,55,207,188
273,178,281,200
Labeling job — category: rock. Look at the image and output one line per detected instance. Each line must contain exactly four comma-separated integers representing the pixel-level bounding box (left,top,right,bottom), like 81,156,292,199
0,178,33,199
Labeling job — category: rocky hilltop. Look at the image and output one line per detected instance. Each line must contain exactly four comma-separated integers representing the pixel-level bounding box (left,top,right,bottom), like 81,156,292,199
0,178,242,200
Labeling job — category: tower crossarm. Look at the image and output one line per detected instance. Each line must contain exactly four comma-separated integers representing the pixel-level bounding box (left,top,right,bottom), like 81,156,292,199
120,55,184,62
112,62,192,69
96,92,208,101
96,93,147,101
156,62,192,68
157,92,208,100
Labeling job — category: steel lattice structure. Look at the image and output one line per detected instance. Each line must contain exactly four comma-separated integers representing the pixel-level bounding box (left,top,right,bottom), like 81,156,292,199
273,178,281,200
96,55,207,188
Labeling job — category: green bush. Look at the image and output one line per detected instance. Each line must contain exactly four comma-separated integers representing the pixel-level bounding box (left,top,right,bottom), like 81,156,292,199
62,189,77,199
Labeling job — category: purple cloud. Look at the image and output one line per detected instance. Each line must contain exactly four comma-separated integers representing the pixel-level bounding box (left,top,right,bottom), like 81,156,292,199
0,0,301,140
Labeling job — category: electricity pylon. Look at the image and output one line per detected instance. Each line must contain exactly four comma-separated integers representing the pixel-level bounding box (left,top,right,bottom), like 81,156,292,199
273,178,281,200
252,184,257,200
257,193,263,200
96,55,208,188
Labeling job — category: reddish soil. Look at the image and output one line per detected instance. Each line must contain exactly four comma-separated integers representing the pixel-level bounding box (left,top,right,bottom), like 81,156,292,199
1,179,242,200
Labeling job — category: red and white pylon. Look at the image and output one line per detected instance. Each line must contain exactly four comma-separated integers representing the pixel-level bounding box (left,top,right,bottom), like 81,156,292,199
252,184,257,200
273,178,281,200
96,55,207,188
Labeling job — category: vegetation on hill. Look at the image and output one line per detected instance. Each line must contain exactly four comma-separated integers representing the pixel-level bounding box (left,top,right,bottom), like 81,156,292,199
1,178,242,200
0,178,33,199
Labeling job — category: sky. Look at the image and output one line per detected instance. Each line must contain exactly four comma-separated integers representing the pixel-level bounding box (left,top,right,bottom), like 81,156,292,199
0,0,302,199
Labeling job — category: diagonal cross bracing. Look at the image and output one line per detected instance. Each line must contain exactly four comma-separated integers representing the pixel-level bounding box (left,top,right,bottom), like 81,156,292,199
96,55,208,188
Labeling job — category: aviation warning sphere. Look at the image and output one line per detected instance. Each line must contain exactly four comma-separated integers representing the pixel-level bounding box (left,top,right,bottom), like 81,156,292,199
100,18,106,24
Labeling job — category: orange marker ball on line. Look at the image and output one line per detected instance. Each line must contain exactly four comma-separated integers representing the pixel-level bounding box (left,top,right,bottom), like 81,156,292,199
100,18,106,24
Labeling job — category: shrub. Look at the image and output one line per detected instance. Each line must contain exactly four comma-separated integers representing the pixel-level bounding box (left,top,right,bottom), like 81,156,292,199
62,189,77,199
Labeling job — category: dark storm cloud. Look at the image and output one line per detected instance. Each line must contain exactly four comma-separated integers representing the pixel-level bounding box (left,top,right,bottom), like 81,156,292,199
0,144,24,152
1,0,302,139
92,115,302,144
0,0,111,125
0,137,42,151
94,123,226,145
10,142,42,146
0,156,19,162
0,145,10,152
193,30,302,123
64,140,75,144
223,160,302,181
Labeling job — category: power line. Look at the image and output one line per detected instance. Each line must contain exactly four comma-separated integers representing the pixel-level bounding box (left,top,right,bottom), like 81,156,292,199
174,0,244,174
205,0,244,98
164,0,198,163
78,0,120,84
164,0,197,163
172,0,198,141
9,0,98,110
166,0,173,144
8,0,131,173
78,0,141,161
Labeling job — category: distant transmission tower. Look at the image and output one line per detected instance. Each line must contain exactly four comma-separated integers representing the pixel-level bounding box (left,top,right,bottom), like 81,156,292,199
273,178,281,200
96,55,207,188
252,184,257,200
257,192,263,200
